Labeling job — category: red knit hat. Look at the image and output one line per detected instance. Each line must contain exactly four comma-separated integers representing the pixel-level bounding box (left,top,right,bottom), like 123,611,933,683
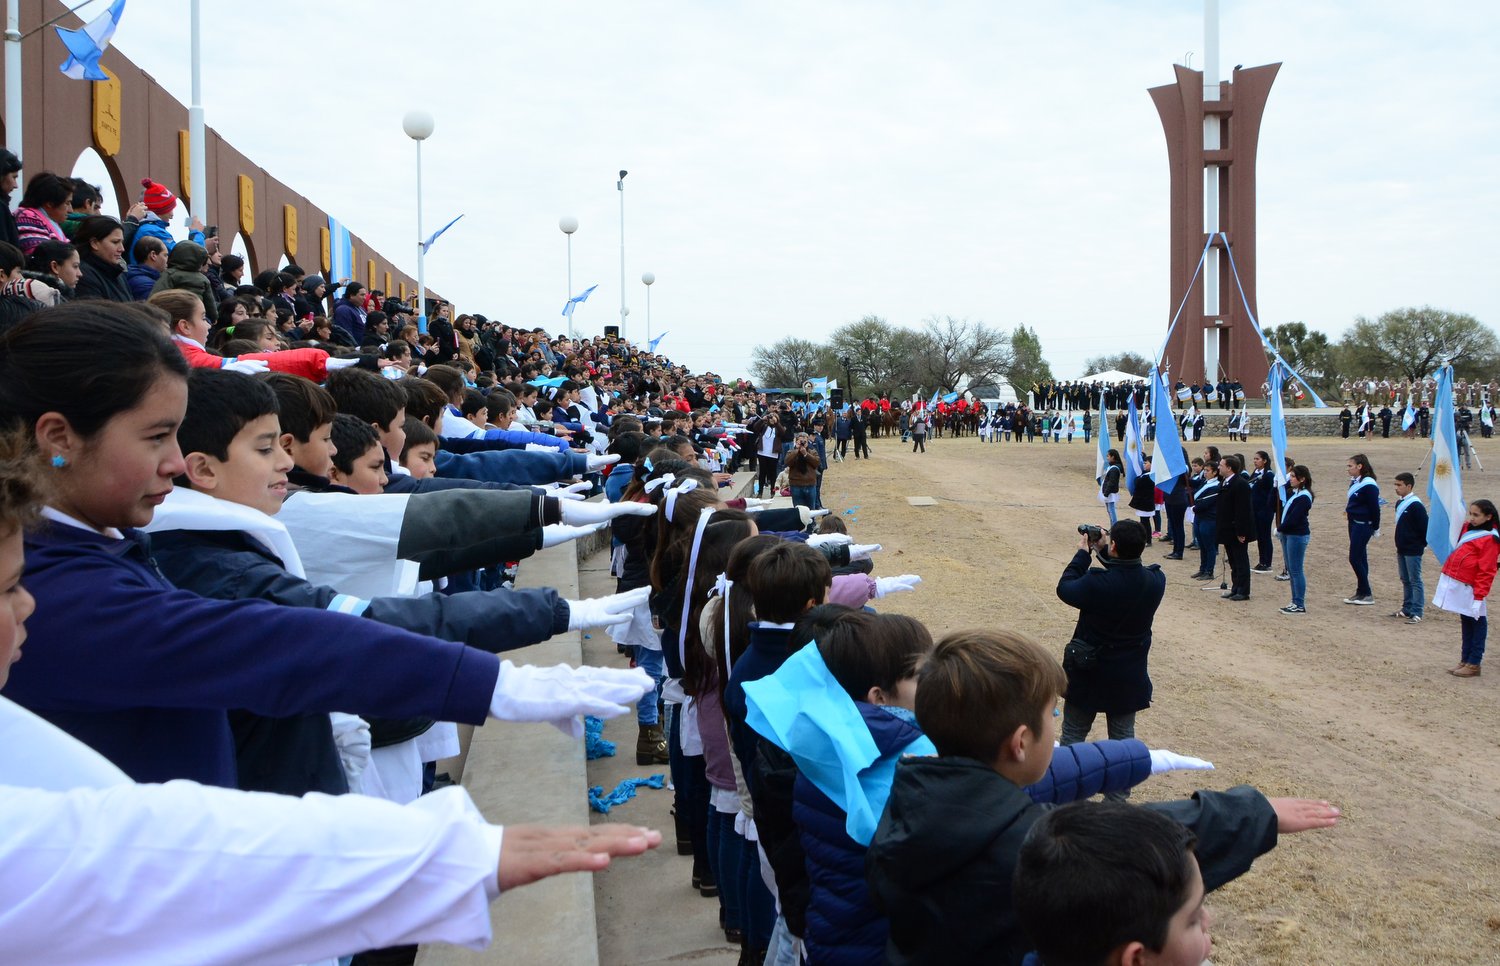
140,178,178,218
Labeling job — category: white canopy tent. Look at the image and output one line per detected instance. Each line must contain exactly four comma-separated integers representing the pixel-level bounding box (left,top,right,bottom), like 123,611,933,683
1076,369,1145,384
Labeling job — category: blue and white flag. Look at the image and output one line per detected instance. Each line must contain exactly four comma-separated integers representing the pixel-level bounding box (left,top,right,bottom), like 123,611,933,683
561,284,598,318
420,214,463,255
1426,365,1465,564
808,377,829,397
55,0,126,81
1149,368,1187,493
1402,395,1417,432
1123,395,1143,493
1268,364,1289,487
941,392,960,404
647,331,668,353
1096,389,1110,496
327,218,353,286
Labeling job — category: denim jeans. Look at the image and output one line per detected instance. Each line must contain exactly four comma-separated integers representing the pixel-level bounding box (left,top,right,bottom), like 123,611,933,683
742,835,775,950
764,914,803,966
1196,518,1218,575
1397,554,1424,617
1348,521,1374,597
667,707,710,884
790,485,816,510
1059,704,1136,801
1283,533,1309,608
634,646,664,725
708,808,736,930
1105,501,1118,525
1461,615,1488,665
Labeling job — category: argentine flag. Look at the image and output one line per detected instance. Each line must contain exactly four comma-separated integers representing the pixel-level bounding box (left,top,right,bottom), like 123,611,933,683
1402,395,1417,432
1268,365,1289,488
562,284,598,318
1149,367,1187,493
1123,395,1143,492
55,0,126,81
1426,366,1465,563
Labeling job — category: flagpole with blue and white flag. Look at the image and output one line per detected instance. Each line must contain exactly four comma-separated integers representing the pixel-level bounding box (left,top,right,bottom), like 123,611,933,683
1268,364,1290,489
1426,364,1465,564
55,0,127,80
1123,395,1143,493
647,331,668,353
421,214,463,254
562,284,598,319
1149,367,1187,493
1096,389,1110,501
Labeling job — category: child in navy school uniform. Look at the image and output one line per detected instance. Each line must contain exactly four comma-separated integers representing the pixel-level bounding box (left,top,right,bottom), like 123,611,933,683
1390,472,1428,623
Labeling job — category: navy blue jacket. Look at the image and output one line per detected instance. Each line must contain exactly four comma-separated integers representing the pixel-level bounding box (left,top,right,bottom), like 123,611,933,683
1056,549,1165,714
1393,496,1429,555
867,758,1278,966
1345,477,1381,527
1191,474,1221,521
5,522,500,787
434,448,588,486
796,702,1150,966
1249,467,1277,518
725,622,810,936
1279,490,1313,536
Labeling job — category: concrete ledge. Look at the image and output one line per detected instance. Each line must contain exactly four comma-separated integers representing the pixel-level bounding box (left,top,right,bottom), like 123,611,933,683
418,537,600,966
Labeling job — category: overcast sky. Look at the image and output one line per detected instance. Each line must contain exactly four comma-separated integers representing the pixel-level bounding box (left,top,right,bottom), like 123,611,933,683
89,1,1500,379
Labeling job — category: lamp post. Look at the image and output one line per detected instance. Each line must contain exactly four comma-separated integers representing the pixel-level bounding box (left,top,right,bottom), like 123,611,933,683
617,169,628,340
402,109,435,334
560,215,578,340
641,271,654,345
841,355,855,403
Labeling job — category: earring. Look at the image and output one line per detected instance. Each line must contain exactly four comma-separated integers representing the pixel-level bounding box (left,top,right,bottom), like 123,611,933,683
51,454,67,468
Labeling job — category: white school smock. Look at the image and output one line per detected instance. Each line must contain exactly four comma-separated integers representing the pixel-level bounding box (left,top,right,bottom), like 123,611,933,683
0,696,502,966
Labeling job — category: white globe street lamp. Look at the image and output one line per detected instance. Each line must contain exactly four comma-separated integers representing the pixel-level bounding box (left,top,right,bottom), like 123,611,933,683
560,216,578,339
641,272,655,345
402,110,435,332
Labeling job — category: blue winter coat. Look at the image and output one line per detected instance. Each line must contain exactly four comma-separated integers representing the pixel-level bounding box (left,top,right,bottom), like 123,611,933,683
433,448,588,486
124,263,160,300
5,521,500,787
795,704,1150,966
125,217,204,264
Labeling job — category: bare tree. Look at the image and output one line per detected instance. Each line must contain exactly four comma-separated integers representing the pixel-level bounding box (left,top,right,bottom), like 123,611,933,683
750,337,826,388
911,316,1014,393
827,315,924,397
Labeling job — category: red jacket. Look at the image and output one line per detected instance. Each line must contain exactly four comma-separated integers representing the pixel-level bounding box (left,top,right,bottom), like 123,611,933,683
174,339,336,383
1442,525,1500,601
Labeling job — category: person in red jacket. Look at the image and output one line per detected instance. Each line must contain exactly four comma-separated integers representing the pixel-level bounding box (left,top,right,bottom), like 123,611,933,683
151,289,362,383
1434,499,1500,677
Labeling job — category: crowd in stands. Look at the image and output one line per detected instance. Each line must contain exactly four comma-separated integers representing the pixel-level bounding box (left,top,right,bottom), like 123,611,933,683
0,149,1359,966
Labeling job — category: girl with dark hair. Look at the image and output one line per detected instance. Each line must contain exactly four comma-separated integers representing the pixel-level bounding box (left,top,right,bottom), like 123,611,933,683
0,148,23,249
1249,450,1277,572
1278,465,1314,615
1343,453,1379,605
1435,499,1500,677
69,215,131,303
331,281,367,346
3,240,75,306
14,172,71,255
1100,448,1122,525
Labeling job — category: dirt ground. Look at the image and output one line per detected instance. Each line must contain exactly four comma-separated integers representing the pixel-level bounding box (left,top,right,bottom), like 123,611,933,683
592,427,1500,964
821,427,1500,965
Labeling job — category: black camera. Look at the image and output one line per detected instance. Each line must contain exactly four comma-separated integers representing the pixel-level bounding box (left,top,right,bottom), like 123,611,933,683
1077,524,1104,542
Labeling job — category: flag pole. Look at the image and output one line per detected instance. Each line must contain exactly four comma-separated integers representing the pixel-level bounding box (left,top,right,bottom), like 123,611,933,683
188,0,206,231
5,0,21,196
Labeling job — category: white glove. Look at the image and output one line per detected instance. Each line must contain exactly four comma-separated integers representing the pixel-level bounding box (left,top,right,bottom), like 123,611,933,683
542,522,607,548
1149,749,1215,774
873,574,922,598
488,660,653,738
328,712,372,788
797,507,832,525
565,587,651,631
806,533,853,549
543,480,593,501
220,358,270,374
742,497,773,510
325,356,364,370
525,442,554,452
849,543,882,561
586,453,622,471
559,498,657,527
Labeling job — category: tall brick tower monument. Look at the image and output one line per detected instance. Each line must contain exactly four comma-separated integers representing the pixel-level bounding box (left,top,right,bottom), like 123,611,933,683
1149,0,1277,392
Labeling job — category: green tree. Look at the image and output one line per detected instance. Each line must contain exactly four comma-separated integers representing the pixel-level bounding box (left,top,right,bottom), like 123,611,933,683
826,315,922,398
1007,324,1054,398
1335,307,1499,382
1081,352,1152,377
750,337,825,388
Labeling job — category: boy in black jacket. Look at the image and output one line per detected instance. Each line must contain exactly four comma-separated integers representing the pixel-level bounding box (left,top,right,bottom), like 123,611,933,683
1392,471,1429,623
865,629,1339,966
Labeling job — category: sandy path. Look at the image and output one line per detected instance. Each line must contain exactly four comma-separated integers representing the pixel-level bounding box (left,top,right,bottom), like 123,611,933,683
822,429,1500,964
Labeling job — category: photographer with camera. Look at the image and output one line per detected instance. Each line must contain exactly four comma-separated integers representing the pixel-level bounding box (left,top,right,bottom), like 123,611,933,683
1056,519,1166,800
786,431,823,510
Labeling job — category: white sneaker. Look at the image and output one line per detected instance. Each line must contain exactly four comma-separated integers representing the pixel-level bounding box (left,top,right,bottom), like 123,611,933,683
1343,596,1375,606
